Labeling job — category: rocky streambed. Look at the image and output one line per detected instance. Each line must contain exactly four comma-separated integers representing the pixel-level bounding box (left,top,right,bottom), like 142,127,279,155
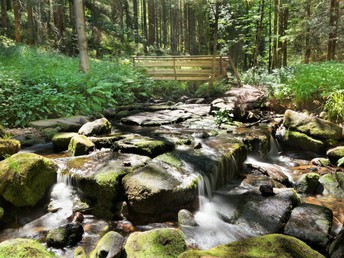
0,86,344,257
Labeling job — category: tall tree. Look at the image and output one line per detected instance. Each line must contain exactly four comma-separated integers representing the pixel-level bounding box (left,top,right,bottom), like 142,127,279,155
27,0,35,45
13,0,21,42
304,0,311,63
74,0,89,73
327,0,340,60
252,0,266,68
1,0,7,35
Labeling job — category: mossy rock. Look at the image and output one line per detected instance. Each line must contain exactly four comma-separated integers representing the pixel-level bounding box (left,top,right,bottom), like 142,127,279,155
124,228,187,258
78,118,112,136
278,130,325,154
74,246,87,258
326,146,344,166
0,125,5,137
68,135,95,156
283,109,343,140
46,223,84,248
242,130,270,158
179,234,325,258
0,153,58,207
89,231,124,258
318,172,344,198
114,135,174,158
0,238,55,258
52,132,78,152
294,173,320,194
0,139,21,159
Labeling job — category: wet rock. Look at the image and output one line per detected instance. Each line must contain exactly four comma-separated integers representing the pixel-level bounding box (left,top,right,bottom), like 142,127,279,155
178,209,198,227
74,246,87,258
241,130,270,158
210,96,236,114
276,128,325,154
0,238,55,258
29,116,90,132
124,228,187,258
121,109,193,126
0,125,4,137
179,234,325,258
89,231,124,258
68,135,95,156
318,172,344,198
0,139,21,159
283,110,343,140
259,184,275,196
70,151,150,219
123,161,198,223
283,203,333,251
52,132,78,152
0,153,57,207
329,228,344,258
327,146,344,166
78,118,112,136
41,127,59,141
89,133,124,149
295,173,320,194
46,222,84,248
185,98,206,104
240,174,286,189
193,141,202,149
113,135,174,158
311,158,331,167
103,107,117,118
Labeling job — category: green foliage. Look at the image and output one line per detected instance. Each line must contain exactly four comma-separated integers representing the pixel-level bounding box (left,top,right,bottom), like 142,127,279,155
214,109,233,125
323,90,344,123
0,43,157,127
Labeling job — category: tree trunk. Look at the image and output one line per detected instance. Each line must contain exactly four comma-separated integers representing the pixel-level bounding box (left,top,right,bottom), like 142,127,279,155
304,0,311,63
27,0,35,45
272,0,279,69
54,0,65,39
148,0,155,46
133,0,139,43
252,0,266,68
13,0,21,42
268,0,272,72
74,0,89,73
327,0,339,60
1,0,7,35
142,0,148,52
282,4,288,67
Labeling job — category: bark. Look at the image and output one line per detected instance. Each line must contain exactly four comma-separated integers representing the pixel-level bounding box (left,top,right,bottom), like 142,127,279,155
252,0,266,68
268,0,272,72
148,0,155,46
272,0,279,69
282,4,288,67
304,0,311,63
13,0,21,42
27,0,35,44
133,0,138,42
1,0,6,35
74,0,89,73
327,0,339,60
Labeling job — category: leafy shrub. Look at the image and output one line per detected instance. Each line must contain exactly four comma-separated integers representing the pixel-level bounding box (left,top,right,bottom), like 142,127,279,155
323,90,344,123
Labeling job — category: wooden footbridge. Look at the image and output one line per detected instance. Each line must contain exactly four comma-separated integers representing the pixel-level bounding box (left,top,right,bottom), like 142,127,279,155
133,55,240,83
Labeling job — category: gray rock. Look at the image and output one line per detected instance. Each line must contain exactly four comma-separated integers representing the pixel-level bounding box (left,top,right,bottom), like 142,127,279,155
327,146,344,166
78,118,112,136
318,172,344,198
68,135,95,156
329,228,344,258
46,222,84,248
284,203,333,251
178,209,198,227
89,231,124,258
29,116,90,132
52,132,78,152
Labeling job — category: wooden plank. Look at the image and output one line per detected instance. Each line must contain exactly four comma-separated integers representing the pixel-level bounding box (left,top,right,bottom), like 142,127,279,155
146,69,216,75
151,76,211,81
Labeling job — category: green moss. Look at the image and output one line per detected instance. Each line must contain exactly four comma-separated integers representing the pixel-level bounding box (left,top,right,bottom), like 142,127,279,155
0,139,21,159
0,125,5,137
68,135,95,156
283,130,324,153
52,132,78,151
0,153,58,207
74,246,87,258
125,228,187,258
157,153,183,168
89,231,124,258
0,238,55,258
179,234,325,258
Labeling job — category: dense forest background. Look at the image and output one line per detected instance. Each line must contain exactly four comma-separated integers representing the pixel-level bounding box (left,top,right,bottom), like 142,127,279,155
1,0,343,70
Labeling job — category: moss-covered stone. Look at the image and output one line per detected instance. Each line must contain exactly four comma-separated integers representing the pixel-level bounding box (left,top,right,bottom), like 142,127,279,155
0,139,21,159
52,132,78,152
326,146,344,166
295,173,320,194
318,172,344,198
114,135,174,158
179,234,325,258
124,228,187,258
0,238,55,258
74,246,87,258
0,153,58,207
278,130,325,153
89,231,124,258
283,109,343,140
46,223,84,248
68,135,95,156
242,130,270,158
0,124,5,137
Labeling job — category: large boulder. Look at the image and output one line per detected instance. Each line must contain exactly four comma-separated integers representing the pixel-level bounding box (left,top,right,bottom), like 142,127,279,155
52,132,78,152
179,234,325,258
0,139,21,159
78,118,112,136
124,228,187,258
326,146,344,166
89,231,125,258
283,110,343,140
29,116,90,132
329,228,344,258
294,173,320,194
64,151,150,219
0,238,55,258
318,172,344,198
68,135,95,156
283,203,333,251
46,222,84,248
0,153,58,207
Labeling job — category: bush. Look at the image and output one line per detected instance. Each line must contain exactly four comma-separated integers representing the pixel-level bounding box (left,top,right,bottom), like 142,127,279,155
323,90,344,123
